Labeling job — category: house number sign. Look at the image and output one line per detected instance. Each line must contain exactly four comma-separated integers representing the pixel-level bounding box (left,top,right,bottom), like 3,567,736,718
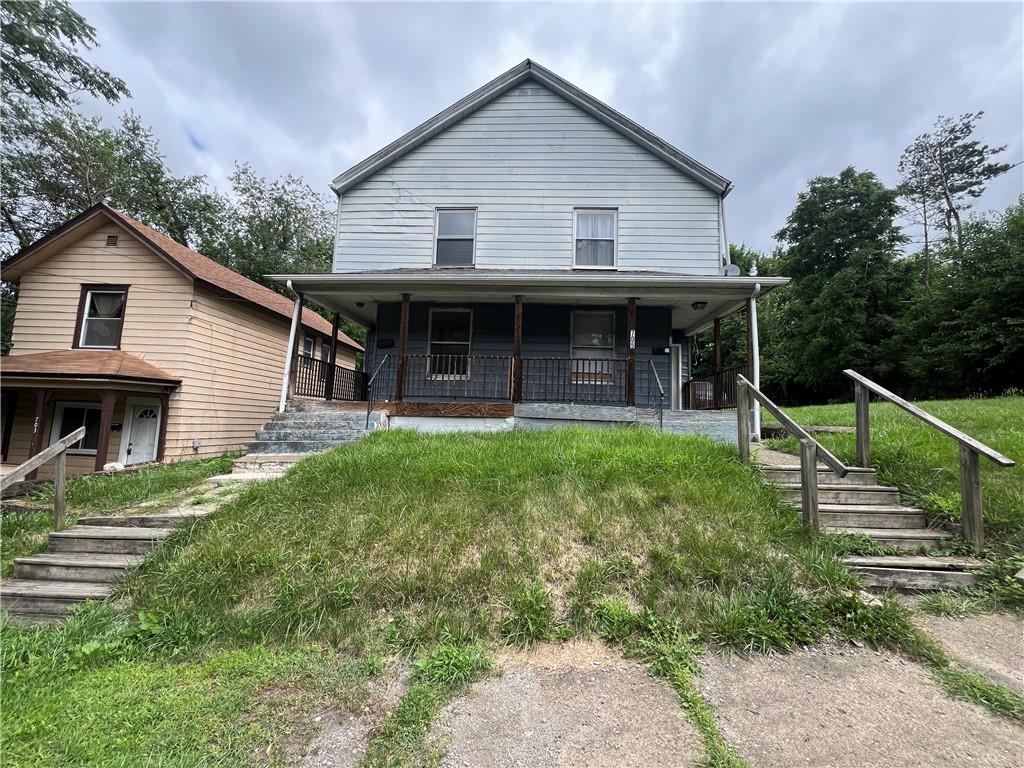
629,330,636,350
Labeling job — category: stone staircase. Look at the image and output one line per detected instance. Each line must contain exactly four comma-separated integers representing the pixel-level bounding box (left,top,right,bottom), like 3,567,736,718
756,453,983,590
211,400,388,484
0,510,207,624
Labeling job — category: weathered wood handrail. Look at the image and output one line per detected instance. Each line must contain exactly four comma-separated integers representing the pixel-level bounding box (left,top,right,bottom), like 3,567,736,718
736,375,850,478
0,426,85,531
844,369,1015,551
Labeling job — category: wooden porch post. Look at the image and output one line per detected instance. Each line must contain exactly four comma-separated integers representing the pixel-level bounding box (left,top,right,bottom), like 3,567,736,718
712,317,722,409
512,295,523,402
325,312,340,401
156,391,170,462
93,390,116,472
626,298,637,406
394,293,411,402
1,390,17,462
26,388,51,481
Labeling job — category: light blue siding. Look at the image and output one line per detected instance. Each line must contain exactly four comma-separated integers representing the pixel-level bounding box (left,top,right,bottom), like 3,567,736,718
335,82,722,275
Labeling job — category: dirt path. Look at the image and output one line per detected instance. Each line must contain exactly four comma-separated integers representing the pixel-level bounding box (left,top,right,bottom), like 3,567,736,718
431,641,704,767
697,646,1023,768
914,612,1024,694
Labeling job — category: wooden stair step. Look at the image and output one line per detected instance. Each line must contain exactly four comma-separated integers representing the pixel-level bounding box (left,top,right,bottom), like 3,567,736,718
0,579,112,616
775,483,898,493
827,526,952,539
77,511,207,528
841,555,984,571
50,525,175,540
818,503,923,514
842,555,986,591
14,552,144,582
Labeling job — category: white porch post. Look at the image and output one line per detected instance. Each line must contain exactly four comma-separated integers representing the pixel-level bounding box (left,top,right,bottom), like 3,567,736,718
279,291,303,412
747,293,761,441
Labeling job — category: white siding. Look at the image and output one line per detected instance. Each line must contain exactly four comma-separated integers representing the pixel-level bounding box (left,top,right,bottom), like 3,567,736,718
335,82,722,275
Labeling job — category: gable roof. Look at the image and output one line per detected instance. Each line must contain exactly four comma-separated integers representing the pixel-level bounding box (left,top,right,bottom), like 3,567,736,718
2,204,362,352
332,59,732,197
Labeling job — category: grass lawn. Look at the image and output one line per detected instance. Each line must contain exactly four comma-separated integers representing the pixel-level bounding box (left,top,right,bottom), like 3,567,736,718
1,454,234,577
762,396,1024,554
3,428,1021,767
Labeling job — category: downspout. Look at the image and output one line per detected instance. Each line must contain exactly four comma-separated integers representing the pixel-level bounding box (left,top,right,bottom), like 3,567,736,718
748,281,762,441
719,196,731,267
278,280,302,412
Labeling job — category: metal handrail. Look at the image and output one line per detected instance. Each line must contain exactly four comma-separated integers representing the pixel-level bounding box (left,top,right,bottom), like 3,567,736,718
0,426,86,531
365,353,392,429
647,359,665,430
736,375,849,478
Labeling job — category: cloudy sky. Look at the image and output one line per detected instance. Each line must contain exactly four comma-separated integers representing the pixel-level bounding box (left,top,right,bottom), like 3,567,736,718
79,1,1022,252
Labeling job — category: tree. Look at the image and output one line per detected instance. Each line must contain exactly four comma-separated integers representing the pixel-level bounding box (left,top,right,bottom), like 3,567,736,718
897,139,944,293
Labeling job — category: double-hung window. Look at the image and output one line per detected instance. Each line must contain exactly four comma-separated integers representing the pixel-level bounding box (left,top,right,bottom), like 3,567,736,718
51,402,102,454
76,286,127,349
434,208,476,267
571,311,615,384
573,209,617,268
428,309,472,378
321,340,332,363
303,335,316,358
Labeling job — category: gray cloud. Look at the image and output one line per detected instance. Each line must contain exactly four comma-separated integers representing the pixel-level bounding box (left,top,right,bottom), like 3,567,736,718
79,1,1023,252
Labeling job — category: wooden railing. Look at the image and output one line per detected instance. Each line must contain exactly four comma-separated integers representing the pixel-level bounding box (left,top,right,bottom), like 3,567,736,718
293,355,367,401
0,426,85,531
845,369,1015,551
685,364,750,410
736,375,849,531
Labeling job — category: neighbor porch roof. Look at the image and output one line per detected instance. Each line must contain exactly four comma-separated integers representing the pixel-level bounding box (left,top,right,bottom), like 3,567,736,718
0,350,181,389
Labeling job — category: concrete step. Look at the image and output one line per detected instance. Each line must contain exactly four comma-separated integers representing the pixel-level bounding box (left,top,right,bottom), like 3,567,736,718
826,526,954,550
49,525,174,555
254,428,368,441
759,466,879,486
0,579,111,616
232,453,306,473
76,511,208,528
209,471,285,485
264,413,373,425
13,552,144,582
777,483,901,505
246,439,349,454
843,556,985,591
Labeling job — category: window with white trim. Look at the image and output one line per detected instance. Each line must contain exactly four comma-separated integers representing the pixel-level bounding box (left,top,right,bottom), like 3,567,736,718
51,402,102,454
573,209,617,268
571,310,615,384
321,340,331,362
303,335,315,357
434,208,476,267
428,308,472,378
78,288,127,348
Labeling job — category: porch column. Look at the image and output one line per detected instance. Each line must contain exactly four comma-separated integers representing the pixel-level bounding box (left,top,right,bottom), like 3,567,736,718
278,292,304,412
94,390,117,472
156,391,170,461
25,388,51,481
1,390,17,462
747,296,762,441
394,293,411,401
325,311,340,400
626,298,637,406
512,295,523,402
712,317,723,409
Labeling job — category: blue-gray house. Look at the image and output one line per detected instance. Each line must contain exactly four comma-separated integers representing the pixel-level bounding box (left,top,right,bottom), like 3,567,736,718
271,60,788,434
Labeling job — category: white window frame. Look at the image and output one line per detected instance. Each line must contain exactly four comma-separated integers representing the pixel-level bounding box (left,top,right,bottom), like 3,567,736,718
302,335,316,358
321,339,332,363
570,310,616,385
49,401,103,455
78,288,127,349
433,207,478,268
427,308,473,380
572,208,618,270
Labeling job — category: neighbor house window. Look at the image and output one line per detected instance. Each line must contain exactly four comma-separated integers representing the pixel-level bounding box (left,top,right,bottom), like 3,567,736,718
76,286,127,349
321,340,332,363
573,209,617,268
51,402,102,454
428,308,472,378
434,208,476,267
571,310,615,384
303,335,315,357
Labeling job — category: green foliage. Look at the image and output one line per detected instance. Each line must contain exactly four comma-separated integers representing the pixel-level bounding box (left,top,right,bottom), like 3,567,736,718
500,581,555,646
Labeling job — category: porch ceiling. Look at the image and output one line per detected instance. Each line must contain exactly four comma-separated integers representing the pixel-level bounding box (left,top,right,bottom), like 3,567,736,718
269,271,789,333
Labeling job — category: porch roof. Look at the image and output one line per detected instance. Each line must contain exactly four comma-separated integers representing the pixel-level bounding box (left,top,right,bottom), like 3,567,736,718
268,269,789,334
0,350,181,390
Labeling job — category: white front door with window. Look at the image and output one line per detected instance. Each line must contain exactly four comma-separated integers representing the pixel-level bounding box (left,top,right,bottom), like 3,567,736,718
122,400,161,465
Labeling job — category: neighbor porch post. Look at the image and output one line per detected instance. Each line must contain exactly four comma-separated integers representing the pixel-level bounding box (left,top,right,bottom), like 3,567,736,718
325,311,340,401
712,317,722,409
93,390,116,472
626,298,637,406
278,292,304,412
512,295,523,402
747,295,761,441
156,391,170,462
394,293,411,402
26,388,51,481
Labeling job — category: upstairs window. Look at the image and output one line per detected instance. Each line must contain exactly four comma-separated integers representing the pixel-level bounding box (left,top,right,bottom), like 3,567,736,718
77,286,127,349
574,209,617,268
434,208,476,267
303,335,316,357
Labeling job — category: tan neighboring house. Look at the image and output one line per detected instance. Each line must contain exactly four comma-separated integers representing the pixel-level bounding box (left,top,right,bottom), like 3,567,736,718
0,203,362,478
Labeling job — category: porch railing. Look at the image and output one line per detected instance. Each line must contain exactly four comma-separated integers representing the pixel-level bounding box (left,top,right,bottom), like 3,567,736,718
401,354,513,401
293,355,367,401
520,357,629,405
684,364,750,410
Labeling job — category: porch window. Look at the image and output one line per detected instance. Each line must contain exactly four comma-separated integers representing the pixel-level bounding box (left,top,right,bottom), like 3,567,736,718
428,308,472,378
434,208,476,267
321,339,332,363
571,310,615,384
303,335,315,357
51,402,102,454
77,287,127,349
573,209,617,268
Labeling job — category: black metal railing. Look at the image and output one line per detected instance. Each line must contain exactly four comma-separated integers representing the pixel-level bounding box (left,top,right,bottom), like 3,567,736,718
293,355,367,401
401,355,513,401
520,357,629,405
646,359,665,429
365,353,393,428
684,364,750,410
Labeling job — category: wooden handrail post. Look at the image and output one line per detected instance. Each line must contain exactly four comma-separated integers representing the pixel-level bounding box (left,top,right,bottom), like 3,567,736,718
855,381,871,467
53,450,67,531
736,379,750,464
800,438,819,531
325,312,340,400
959,445,983,552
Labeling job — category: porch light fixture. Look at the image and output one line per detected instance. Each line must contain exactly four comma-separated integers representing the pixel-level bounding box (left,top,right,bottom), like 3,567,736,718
691,301,707,311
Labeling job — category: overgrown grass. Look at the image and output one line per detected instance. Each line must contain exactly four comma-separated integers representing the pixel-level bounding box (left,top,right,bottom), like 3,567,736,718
763,396,1024,553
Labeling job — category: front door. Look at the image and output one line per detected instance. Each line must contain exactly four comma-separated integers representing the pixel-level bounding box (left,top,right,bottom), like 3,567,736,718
125,400,161,465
